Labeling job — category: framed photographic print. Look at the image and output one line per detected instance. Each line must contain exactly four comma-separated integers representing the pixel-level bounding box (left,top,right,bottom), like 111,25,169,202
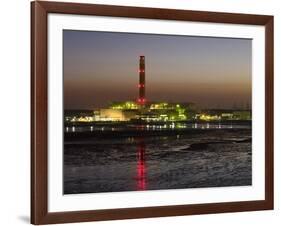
31,1,274,225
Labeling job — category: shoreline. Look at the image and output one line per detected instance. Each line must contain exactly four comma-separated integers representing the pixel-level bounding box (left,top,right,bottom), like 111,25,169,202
65,120,252,127
64,127,252,140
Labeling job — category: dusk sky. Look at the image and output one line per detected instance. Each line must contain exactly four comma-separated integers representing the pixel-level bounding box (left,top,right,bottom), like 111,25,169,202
63,30,252,109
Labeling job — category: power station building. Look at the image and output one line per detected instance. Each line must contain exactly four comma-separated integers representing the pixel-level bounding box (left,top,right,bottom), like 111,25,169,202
96,56,196,122
65,56,251,123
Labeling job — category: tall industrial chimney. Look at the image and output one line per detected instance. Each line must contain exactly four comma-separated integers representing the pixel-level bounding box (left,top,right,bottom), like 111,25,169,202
138,56,146,105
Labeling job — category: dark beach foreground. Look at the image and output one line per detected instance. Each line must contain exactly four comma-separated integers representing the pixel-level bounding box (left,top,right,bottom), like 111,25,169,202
64,127,252,194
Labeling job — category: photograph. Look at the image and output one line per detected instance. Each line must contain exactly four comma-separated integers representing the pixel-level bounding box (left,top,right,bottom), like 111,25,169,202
63,30,252,194
30,1,274,224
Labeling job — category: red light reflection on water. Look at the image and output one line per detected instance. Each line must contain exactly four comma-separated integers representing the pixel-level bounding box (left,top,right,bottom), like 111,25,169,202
136,140,146,190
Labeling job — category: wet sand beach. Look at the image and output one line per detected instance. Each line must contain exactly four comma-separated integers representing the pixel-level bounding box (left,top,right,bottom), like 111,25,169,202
64,126,252,194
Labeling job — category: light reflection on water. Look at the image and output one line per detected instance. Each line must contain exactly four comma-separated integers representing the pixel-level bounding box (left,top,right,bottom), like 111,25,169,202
65,122,250,133
136,139,146,191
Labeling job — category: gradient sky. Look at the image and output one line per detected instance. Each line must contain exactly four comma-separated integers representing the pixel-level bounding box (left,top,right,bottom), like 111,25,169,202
63,30,252,109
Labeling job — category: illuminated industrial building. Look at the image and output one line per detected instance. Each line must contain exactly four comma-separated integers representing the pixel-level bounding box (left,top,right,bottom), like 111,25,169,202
65,56,251,123
92,56,196,122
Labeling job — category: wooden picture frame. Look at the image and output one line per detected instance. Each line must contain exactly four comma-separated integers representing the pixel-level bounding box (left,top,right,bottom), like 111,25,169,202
31,1,274,224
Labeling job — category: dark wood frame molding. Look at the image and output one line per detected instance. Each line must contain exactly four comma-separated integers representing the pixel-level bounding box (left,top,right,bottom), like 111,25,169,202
31,1,274,224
